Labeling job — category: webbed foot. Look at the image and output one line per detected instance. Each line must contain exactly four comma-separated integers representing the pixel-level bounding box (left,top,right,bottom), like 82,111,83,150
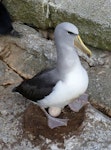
41,107,68,129
69,93,89,112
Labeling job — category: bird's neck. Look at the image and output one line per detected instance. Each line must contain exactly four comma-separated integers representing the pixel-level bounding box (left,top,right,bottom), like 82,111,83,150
56,45,82,75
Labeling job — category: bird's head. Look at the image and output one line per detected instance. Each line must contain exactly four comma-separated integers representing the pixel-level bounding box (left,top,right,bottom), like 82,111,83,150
54,22,92,57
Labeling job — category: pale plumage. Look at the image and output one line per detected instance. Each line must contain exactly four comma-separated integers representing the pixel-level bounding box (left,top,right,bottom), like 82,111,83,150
38,65,88,108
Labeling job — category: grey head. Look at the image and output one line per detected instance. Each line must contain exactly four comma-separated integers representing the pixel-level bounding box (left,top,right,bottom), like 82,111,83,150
54,22,80,75
54,22,79,49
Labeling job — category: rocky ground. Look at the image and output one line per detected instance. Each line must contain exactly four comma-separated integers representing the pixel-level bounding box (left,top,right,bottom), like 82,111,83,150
0,23,111,149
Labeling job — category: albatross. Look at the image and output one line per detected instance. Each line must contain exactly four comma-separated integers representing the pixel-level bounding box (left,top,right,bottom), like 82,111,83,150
13,22,92,129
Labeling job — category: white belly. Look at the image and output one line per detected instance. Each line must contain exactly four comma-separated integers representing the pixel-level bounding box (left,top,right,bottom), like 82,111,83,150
38,66,88,108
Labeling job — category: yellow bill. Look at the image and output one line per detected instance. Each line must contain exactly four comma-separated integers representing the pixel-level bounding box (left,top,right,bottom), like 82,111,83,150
74,35,92,57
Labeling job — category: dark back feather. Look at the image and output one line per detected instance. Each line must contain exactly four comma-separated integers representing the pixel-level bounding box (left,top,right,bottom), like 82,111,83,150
13,69,59,102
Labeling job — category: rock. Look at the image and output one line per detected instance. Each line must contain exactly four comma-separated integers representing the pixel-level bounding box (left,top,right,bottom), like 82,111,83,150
0,23,56,79
0,87,111,149
3,0,111,50
0,86,29,149
0,23,111,149
0,60,22,86
88,65,111,114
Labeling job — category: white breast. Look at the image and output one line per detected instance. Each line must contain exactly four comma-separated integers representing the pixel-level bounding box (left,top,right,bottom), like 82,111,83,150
38,66,88,108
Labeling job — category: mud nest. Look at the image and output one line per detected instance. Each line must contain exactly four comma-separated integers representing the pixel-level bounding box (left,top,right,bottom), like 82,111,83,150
23,103,86,143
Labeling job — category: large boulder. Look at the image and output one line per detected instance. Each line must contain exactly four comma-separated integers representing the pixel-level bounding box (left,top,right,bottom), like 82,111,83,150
3,0,111,50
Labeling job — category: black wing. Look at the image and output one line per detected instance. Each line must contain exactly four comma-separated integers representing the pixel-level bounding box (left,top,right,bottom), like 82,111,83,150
13,69,59,102
0,2,13,34
0,2,21,37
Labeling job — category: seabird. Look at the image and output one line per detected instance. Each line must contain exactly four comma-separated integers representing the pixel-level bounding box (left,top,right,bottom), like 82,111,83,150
0,1,20,37
13,22,92,129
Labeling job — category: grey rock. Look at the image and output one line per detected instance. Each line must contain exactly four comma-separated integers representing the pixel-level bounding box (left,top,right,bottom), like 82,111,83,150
0,60,22,86
0,88,111,150
3,0,111,50
64,105,111,150
0,23,111,149
0,23,56,79
0,86,29,148
89,67,111,106
88,64,111,115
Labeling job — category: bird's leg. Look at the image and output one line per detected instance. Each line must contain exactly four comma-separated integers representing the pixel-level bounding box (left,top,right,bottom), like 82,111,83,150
40,107,69,129
31,101,68,129
68,93,89,112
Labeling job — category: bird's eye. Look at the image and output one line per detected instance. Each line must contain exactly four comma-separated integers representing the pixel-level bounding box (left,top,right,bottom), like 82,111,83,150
67,31,74,35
